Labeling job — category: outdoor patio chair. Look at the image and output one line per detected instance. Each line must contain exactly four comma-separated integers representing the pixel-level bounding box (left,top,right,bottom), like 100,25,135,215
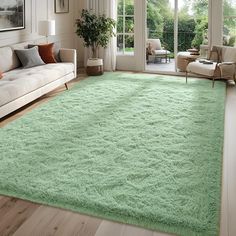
186,46,236,87
146,39,171,63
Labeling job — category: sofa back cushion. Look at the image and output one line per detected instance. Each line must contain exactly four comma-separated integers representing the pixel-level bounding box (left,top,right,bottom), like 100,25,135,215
0,42,31,72
0,47,19,72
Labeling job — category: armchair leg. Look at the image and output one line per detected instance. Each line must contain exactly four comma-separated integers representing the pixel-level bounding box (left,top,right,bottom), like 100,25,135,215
65,83,68,90
212,78,215,88
185,72,188,84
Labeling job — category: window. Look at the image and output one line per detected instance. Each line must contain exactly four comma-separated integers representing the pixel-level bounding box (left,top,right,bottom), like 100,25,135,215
223,0,236,46
117,0,134,55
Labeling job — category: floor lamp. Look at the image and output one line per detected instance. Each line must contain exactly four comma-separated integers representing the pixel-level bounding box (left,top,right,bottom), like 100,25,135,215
38,20,56,43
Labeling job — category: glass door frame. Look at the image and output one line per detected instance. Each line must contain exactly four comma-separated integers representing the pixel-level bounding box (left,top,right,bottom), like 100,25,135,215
144,0,180,75
142,0,221,75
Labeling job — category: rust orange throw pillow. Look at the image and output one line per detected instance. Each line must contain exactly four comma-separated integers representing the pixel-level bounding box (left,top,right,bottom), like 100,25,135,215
38,43,57,64
0,70,3,79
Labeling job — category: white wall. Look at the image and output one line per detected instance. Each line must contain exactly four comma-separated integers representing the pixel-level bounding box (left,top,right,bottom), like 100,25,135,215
0,0,79,63
74,0,87,67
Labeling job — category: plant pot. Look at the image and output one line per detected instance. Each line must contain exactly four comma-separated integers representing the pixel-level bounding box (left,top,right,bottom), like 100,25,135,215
86,58,104,76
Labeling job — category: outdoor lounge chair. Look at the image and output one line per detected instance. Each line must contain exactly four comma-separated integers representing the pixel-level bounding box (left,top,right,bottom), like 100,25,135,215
146,39,171,63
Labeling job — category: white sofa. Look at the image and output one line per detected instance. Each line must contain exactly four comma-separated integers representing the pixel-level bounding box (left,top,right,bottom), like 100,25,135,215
0,41,77,119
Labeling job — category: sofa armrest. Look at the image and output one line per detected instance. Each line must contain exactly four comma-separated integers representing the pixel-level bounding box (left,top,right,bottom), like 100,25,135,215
59,48,77,78
218,62,236,66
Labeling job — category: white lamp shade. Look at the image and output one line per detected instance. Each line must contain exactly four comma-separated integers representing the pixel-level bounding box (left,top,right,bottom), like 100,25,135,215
38,20,56,36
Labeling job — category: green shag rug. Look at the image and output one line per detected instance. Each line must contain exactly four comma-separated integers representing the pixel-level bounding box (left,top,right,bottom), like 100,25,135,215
0,72,225,236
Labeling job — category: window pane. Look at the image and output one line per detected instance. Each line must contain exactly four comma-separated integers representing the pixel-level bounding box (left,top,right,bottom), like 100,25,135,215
117,17,123,33
223,0,236,46
125,17,134,33
117,0,135,55
117,35,124,53
125,35,134,54
125,0,134,15
118,0,123,15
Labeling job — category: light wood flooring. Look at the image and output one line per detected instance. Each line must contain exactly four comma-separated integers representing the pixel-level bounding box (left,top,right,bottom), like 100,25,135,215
0,72,236,236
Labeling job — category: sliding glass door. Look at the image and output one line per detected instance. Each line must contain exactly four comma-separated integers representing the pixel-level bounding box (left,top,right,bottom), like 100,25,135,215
146,0,175,72
145,0,208,73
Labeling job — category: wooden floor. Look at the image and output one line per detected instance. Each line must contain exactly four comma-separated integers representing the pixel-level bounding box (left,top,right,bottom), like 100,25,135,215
0,72,236,236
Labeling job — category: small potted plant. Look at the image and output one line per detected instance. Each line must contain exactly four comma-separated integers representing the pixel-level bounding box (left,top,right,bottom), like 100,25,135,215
75,9,116,76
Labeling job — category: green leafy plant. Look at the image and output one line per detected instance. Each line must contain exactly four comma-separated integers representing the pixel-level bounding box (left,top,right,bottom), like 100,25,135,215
76,9,116,58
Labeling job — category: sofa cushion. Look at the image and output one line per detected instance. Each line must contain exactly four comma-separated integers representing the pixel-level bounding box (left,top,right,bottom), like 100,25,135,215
0,47,20,73
15,47,45,69
10,42,31,69
28,42,61,62
0,63,74,107
38,43,57,63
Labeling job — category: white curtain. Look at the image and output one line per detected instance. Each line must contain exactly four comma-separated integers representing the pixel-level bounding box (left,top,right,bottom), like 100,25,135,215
85,0,117,71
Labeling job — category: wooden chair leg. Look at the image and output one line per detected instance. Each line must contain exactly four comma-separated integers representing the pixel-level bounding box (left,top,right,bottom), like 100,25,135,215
185,72,188,84
65,83,68,90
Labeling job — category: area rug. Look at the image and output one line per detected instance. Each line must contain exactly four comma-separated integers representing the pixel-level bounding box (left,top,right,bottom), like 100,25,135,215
0,72,225,236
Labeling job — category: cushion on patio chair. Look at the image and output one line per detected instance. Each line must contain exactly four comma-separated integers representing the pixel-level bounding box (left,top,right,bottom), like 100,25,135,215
147,39,170,55
154,49,171,55
147,39,162,50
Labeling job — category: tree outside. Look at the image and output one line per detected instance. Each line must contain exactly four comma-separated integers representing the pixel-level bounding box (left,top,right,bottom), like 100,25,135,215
223,0,236,46
117,0,236,54
147,0,209,53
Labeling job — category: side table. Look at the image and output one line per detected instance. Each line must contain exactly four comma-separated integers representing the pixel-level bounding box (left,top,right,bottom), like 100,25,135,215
177,52,199,72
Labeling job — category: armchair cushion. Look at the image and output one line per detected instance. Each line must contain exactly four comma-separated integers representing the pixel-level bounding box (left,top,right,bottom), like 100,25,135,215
154,49,170,55
147,39,162,50
187,61,217,77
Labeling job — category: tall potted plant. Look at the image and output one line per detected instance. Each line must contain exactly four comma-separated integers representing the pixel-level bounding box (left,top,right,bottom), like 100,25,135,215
75,9,116,76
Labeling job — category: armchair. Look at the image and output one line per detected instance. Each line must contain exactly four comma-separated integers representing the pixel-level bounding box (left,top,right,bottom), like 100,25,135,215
186,46,236,87
146,39,171,63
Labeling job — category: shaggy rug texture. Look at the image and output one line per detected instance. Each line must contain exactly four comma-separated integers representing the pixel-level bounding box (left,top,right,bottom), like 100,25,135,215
0,73,225,236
